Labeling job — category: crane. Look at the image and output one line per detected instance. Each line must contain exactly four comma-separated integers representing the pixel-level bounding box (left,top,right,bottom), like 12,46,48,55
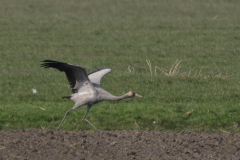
41,60,141,130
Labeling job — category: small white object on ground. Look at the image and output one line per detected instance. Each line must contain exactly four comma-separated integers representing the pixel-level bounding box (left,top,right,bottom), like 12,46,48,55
32,89,37,94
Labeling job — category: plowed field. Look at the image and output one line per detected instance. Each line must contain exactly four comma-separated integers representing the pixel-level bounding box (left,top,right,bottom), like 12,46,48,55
1,129,240,160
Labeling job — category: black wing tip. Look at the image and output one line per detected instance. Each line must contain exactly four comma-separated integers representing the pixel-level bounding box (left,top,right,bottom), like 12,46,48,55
41,60,60,63
40,60,64,68
41,60,86,73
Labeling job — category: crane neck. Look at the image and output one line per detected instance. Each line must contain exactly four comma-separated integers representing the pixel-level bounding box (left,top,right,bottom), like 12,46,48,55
99,90,131,101
107,94,130,101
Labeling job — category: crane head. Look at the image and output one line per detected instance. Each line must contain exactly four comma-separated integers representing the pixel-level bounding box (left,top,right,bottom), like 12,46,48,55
127,91,142,97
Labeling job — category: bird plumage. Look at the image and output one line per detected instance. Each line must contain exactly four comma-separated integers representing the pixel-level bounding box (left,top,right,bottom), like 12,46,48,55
41,60,92,93
88,68,111,88
41,60,141,130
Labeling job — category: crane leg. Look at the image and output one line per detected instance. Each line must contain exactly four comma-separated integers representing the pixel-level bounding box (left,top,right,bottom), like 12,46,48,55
82,105,100,130
57,109,73,130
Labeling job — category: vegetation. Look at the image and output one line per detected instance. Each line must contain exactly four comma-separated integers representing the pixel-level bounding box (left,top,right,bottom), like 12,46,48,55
0,0,240,132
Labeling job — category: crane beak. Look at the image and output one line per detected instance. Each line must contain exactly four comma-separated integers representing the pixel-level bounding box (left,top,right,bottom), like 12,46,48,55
135,93,142,97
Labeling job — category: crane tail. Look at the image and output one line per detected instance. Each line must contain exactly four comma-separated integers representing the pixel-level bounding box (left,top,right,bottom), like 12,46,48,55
62,96,71,99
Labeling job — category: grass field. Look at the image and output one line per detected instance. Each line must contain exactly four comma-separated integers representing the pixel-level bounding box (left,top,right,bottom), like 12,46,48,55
0,0,240,132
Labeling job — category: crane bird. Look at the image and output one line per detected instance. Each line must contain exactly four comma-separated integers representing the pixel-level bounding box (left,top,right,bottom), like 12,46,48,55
41,60,141,130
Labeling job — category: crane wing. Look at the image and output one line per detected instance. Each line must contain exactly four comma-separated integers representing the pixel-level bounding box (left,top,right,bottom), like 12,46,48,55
88,68,111,88
41,60,96,94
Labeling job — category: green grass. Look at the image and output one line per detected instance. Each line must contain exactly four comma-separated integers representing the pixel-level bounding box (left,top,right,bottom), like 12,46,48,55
0,0,240,132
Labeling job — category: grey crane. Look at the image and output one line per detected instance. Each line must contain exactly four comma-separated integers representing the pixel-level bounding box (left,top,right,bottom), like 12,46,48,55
41,60,141,130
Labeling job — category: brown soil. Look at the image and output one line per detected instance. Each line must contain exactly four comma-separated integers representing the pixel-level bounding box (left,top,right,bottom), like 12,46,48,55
0,129,240,160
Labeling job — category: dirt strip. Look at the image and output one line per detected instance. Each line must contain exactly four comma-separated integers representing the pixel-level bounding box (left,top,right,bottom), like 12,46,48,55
1,129,240,160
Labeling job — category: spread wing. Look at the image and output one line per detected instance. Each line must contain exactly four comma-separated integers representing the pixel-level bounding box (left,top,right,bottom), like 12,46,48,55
88,68,111,88
41,60,95,94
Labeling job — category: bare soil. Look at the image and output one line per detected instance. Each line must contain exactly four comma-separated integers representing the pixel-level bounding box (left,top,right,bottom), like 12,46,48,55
0,129,240,160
